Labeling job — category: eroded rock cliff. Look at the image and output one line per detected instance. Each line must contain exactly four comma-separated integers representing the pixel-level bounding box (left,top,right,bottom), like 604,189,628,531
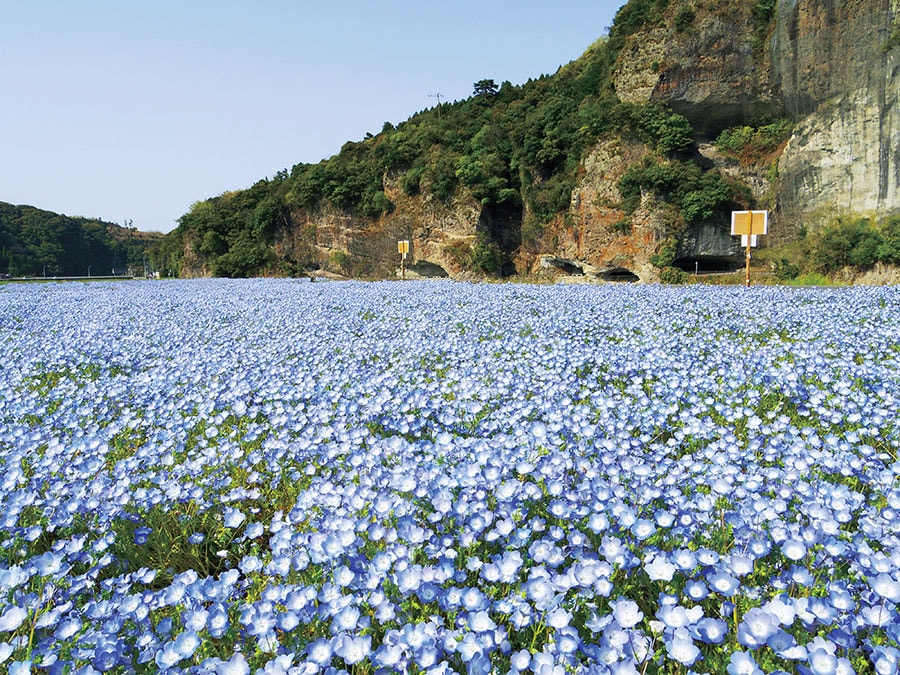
613,0,900,244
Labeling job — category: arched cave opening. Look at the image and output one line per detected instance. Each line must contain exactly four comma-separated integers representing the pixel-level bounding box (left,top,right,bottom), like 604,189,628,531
408,260,448,278
556,260,584,275
673,256,741,274
599,268,641,283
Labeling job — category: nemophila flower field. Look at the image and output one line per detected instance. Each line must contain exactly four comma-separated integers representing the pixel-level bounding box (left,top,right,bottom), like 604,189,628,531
1,279,899,675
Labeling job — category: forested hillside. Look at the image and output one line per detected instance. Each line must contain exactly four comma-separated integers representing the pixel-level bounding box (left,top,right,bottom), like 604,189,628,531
0,202,162,277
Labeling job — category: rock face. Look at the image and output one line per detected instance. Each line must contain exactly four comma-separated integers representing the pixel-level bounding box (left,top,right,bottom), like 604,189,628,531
613,6,780,135
614,0,900,244
773,0,900,236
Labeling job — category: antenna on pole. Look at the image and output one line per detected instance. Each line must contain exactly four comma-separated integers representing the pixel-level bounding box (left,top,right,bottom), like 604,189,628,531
428,93,444,119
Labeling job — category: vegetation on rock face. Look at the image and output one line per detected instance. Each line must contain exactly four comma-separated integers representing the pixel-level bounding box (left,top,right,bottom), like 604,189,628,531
746,0,779,55
714,120,794,165
763,215,900,280
618,157,740,224
0,202,161,278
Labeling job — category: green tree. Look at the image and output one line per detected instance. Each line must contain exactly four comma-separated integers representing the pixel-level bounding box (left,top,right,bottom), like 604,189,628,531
473,79,499,97
876,216,900,264
811,218,879,272
674,5,695,32
618,157,733,223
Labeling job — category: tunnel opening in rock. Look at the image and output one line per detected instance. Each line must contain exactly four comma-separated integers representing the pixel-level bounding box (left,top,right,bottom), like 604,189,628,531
599,267,641,283
673,256,741,274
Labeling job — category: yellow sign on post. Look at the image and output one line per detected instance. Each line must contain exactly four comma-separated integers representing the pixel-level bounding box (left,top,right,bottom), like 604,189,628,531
731,210,769,236
731,211,768,287
398,240,410,279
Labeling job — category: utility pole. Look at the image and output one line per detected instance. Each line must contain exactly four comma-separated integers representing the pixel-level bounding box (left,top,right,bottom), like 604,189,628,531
428,93,444,119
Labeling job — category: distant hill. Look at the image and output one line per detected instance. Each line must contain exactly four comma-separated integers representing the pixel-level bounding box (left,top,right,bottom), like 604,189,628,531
0,202,162,278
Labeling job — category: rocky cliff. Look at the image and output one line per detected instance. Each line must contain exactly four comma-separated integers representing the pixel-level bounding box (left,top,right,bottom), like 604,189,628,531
385,0,897,280
613,0,900,246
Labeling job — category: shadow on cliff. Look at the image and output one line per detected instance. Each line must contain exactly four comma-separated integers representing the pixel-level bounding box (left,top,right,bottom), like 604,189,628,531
477,201,523,277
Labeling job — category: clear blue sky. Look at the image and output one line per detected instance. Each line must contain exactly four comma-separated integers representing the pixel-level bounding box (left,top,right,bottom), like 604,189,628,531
1,1,623,233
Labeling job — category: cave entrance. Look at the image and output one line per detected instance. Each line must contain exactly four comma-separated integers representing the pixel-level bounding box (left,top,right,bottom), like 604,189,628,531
673,256,741,274
556,260,584,275
599,267,640,283
408,260,448,278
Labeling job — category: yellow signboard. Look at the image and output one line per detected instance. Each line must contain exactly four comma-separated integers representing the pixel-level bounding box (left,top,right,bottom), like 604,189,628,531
731,210,769,236
397,240,410,255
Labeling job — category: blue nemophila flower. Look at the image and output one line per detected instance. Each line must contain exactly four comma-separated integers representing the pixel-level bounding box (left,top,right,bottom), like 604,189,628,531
133,526,151,546
869,573,900,602
666,627,700,665
8,661,32,675
306,637,333,666
207,604,230,638
803,646,853,675
691,617,728,644
212,652,250,675
610,598,643,628
334,633,371,665
546,607,572,629
510,649,531,671
767,630,807,660
671,548,697,571
183,607,208,632
643,552,676,582
0,607,27,632
707,569,740,596
871,646,899,675
763,594,797,625
860,603,895,627
781,539,807,561
737,607,780,648
656,602,702,630
223,507,245,529
727,650,763,675
331,604,360,633
555,625,580,654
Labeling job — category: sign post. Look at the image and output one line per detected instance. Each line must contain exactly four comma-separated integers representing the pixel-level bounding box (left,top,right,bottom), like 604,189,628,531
398,240,410,280
731,210,768,287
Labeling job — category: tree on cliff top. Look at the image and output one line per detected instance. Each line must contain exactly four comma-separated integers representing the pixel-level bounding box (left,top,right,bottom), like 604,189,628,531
473,79,498,97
